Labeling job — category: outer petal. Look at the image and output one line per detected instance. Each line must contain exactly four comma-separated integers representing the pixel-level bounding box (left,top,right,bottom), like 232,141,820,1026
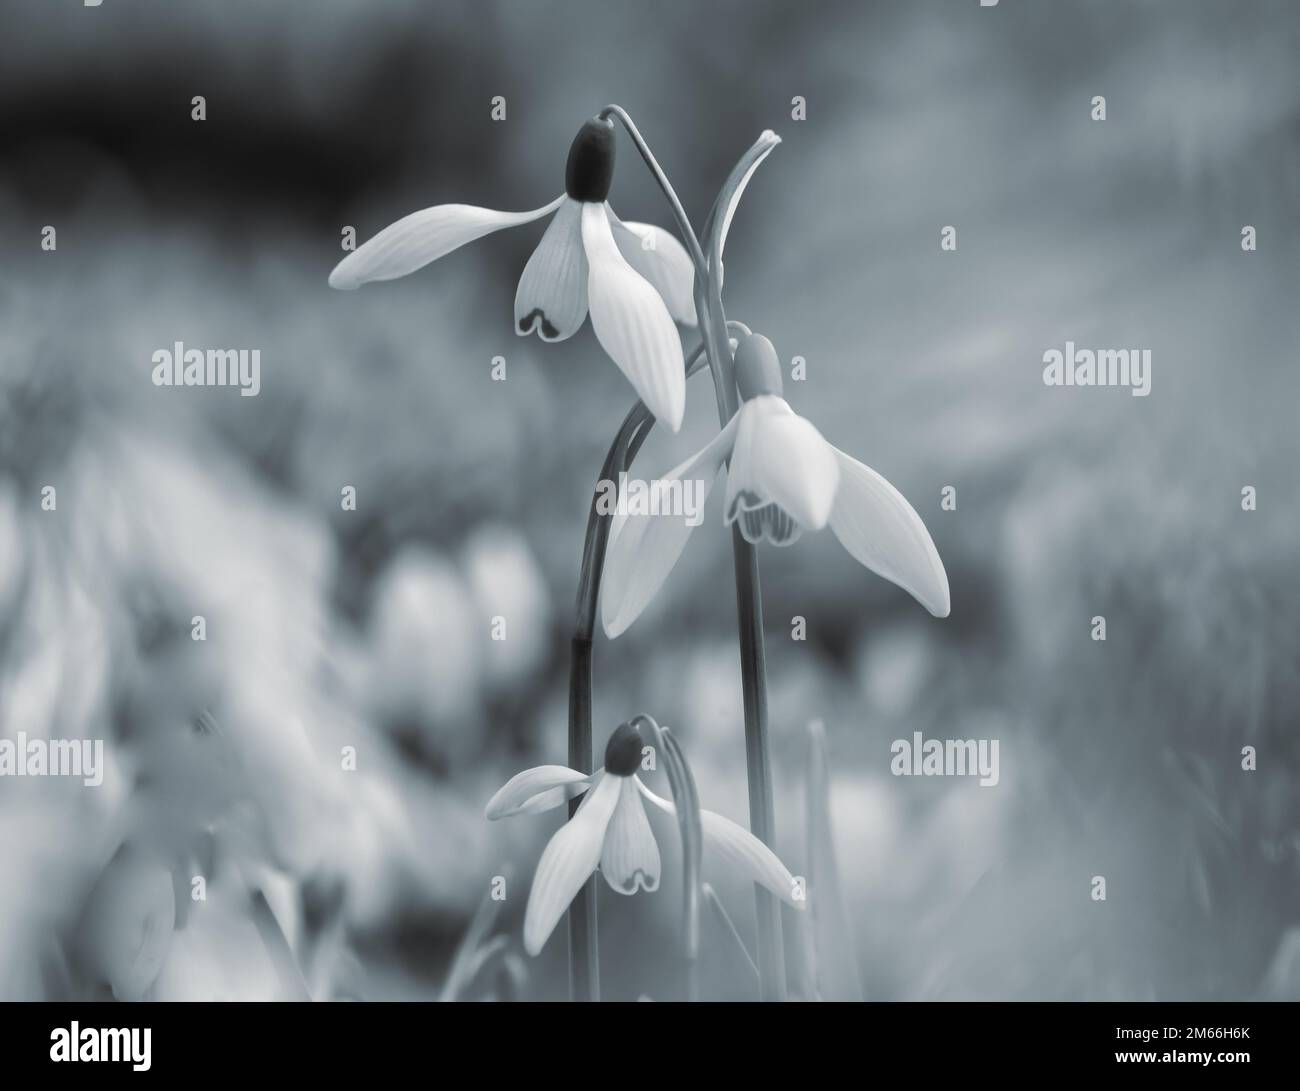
723,396,839,532
328,195,564,290
523,772,621,956
581,202,686,432
601,412,740,638
608,214,698,326
485,764,598,820
514,197,589,341
599,777,661,894
636,780,800,907
827,446,951,618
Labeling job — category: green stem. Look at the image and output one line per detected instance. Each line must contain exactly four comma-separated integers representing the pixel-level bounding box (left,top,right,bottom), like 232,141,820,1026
566,635,598,1002
730,526,785,1000
695,270,787,1002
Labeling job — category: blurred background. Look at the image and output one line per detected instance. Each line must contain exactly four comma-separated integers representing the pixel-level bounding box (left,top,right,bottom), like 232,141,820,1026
0,0,1297,1001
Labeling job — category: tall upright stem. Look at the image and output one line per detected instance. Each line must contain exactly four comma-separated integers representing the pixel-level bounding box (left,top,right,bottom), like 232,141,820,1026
730,527,784,999
696,272,787,1001
565,634,598,1002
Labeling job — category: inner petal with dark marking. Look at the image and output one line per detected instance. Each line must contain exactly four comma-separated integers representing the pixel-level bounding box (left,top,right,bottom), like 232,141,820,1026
729,491,803,546
517,309,559,339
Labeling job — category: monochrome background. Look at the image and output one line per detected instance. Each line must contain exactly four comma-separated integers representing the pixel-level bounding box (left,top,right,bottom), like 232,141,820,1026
0,0,1297,1001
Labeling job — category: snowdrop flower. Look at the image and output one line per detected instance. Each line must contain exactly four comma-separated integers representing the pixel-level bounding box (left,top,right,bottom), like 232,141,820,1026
601,333,950,637
329,118,695,430
486,722,800,956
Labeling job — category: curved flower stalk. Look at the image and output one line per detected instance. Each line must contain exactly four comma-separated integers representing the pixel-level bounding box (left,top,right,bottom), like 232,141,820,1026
629,713,702,1000
328,118,695,430
486,722,800,960
601,332,951,638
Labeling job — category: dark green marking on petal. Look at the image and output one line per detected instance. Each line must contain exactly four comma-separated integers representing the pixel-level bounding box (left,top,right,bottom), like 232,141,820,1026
518,309,559,340
735,500,803,546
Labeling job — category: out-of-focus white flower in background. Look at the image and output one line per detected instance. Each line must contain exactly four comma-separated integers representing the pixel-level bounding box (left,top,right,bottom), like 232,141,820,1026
150,873,282,1002
365,546,482,744
75,845,176,1002
461,523,553,693
854,620,938,719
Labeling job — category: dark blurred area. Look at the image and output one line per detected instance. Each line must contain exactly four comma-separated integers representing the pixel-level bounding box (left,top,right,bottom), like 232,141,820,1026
0,0,1297,1001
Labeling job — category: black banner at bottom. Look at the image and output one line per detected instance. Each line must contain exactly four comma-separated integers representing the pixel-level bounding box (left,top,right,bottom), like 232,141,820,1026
0,1000,1290,1077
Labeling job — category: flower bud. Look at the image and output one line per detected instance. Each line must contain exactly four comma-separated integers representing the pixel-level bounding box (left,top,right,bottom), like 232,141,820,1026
735,333,784,400
604,721,643,777
565,118,616,203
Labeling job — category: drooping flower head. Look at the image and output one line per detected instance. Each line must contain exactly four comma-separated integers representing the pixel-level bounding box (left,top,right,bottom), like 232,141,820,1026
329,118,696,430
601,332,951,636
486,721,800,957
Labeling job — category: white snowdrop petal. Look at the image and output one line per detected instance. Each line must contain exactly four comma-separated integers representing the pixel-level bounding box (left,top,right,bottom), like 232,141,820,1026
827,446,951,618
485,764,596,820
328,195,564,290
523,772,621,956
600,414,739,638
724,397,839,532
599,777,661,894
722,398,764,521
698,808,801,907
514,197,589,341
748,398,840,530
634,780,801,907
609,215,698,326
581,202,686,431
